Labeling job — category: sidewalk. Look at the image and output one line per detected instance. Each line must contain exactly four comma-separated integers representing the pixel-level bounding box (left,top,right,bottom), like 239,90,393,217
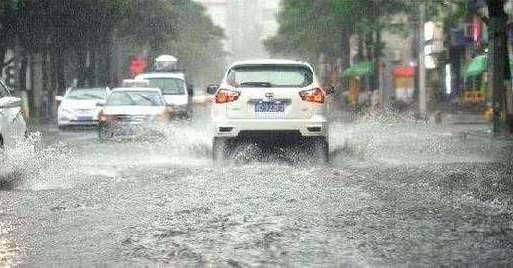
439,112,489,125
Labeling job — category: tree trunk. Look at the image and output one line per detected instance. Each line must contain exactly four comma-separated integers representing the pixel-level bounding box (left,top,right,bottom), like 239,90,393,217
486,0,509,134
77,47,87,87
56,47,66,94
41,48,49,119
375,26,382,94
0,44,6,71
102,32,114,87
365,31,374,92
93,29,114,87
338,25,352,107
90,48,97,86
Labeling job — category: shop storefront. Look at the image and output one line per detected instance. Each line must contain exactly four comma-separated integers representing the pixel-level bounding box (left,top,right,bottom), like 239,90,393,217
464,54,513,104
392,66,415,104
341,61,374,108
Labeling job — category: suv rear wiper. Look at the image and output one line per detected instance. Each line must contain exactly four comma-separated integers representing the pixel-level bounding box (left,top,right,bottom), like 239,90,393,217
240,82,272,88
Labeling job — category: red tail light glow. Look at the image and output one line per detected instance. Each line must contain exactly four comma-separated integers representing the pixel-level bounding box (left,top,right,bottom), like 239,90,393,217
99,111,118,123
299,88,325,104
215,89,240,104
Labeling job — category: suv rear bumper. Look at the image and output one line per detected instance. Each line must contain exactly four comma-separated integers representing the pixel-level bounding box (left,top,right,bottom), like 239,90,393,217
212,118,328,138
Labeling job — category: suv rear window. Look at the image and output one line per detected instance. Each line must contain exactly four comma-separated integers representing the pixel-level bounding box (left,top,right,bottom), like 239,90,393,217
226,65,313,88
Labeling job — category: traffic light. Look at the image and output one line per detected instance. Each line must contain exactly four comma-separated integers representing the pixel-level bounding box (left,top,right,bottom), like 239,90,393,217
129,56,147,77
4,65,16,89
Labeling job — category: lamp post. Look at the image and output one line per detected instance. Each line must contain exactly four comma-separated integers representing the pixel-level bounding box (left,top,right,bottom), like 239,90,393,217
418,1,427,119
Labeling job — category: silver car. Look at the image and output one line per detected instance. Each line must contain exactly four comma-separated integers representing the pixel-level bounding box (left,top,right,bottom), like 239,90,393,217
57,87,109,129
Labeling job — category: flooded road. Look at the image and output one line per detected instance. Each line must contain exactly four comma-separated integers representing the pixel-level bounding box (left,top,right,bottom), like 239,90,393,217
1,117,513,265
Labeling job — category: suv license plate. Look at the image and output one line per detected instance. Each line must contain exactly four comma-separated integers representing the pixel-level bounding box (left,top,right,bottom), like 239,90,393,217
255,101,285,113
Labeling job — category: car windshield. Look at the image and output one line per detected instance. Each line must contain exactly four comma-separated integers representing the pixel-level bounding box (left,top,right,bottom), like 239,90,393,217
145,78,186,95
106,91,164,106
65,88,107,100
226,65,313,87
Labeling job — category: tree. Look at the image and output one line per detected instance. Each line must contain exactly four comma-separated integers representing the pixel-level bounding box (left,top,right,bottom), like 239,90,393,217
0,0,17,71
485,0,510,133
0,0,226,118
265,0,412,85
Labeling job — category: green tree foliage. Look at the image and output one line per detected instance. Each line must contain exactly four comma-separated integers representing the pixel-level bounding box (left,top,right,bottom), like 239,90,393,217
117,0,226,84
0,0,225,88
265,0,411,61
0,0,19,69
264,0,352,62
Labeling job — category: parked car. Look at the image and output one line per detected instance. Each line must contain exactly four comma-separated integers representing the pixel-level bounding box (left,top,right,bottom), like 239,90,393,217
209,59,330,163
135,72,193,118
0,79,26,148
97,87,171,140
56,87,110,129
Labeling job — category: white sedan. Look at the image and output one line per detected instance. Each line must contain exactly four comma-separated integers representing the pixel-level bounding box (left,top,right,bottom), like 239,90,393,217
0,79,26,148
97,87,172,140
57,87,109,129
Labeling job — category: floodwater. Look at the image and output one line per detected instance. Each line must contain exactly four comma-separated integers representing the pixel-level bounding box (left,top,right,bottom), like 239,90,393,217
1,114,513,265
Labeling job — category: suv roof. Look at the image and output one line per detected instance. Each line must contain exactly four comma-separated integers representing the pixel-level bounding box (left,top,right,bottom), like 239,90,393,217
229,59,310,68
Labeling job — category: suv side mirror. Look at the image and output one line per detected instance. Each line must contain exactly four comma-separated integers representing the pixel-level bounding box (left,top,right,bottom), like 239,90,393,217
206,84,219,95
96,100,105,107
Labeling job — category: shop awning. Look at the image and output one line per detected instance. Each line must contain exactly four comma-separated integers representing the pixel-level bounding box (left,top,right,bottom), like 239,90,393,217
464,54,487,78
464,54,513,79
342,61,374,78
393,66,415,78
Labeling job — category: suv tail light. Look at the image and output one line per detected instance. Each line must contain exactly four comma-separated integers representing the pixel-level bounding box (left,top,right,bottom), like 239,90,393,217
299,88,325,104
215,89,240,103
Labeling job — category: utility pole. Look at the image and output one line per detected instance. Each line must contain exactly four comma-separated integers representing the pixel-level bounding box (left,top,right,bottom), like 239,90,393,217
418,1,427,119
486,0,509,134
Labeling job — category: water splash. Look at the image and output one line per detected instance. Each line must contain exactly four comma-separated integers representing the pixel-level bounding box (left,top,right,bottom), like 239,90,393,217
0,132,78,190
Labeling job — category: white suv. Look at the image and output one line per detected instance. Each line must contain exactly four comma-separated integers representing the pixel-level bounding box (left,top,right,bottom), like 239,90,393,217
135,72,192,118
209,59,329,162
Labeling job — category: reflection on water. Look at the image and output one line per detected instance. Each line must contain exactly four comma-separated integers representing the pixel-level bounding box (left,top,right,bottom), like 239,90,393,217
0,221,18,267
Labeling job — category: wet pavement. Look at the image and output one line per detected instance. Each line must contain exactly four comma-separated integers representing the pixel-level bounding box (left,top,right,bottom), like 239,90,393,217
1,115,513,266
